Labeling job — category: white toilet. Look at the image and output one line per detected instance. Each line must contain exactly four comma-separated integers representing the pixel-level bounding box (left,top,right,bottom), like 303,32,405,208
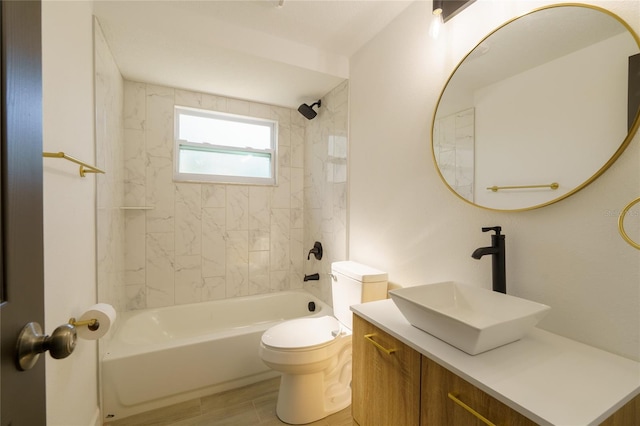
259,261,388,424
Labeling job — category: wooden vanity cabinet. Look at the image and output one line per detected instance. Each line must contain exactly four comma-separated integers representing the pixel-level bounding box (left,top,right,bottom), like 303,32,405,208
352,314,421,426
420,356,536,426
353,315,639,426
421,357,640,426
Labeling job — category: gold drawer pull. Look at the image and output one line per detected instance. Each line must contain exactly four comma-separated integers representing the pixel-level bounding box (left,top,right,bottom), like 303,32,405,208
448,392,497,426
364,333,397,355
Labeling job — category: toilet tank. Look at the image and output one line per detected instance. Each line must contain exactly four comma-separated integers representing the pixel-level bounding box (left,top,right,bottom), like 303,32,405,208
331,261,388,329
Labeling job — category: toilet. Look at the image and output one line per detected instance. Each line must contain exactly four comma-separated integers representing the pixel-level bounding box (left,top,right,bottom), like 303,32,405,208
259,261,388,424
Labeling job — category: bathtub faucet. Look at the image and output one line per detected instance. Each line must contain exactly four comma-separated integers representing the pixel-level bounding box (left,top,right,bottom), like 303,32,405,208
304,273,320,281
307,242,323,260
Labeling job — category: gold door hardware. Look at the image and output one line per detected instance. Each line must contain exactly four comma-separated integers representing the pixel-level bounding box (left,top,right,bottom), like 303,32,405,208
618,197,640,250
43,151,105,177
487,182,559,192
448,392,497,426
363,333,397,355
68,317,100,331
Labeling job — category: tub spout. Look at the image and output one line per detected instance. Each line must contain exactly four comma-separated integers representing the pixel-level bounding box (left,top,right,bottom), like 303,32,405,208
304,273,320,282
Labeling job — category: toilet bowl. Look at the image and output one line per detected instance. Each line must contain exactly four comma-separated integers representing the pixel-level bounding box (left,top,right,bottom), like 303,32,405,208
259,261,388,424
260,316,352,424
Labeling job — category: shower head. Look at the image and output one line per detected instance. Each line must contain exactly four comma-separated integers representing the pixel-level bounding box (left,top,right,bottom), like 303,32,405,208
297,100,321,120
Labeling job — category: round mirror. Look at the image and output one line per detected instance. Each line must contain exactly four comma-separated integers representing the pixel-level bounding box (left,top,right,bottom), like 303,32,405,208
432,4,640,211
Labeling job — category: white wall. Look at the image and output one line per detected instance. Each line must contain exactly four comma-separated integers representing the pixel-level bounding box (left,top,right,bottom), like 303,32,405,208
42,1,100,425
349,0,640,361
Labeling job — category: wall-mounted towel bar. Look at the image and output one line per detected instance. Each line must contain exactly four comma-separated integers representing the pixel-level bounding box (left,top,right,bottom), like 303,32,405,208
43,151,105,177
486,182,559,192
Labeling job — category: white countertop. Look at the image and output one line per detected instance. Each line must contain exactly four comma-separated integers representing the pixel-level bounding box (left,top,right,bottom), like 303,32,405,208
351,299,640,426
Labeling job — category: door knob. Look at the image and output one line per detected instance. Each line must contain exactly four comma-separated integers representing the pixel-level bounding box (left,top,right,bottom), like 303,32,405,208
16,321,77,371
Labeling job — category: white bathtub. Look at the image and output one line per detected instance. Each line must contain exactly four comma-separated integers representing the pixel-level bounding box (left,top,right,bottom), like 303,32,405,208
101,290,331,421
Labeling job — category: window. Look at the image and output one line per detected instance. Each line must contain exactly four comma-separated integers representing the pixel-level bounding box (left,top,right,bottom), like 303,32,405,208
174,106,277,185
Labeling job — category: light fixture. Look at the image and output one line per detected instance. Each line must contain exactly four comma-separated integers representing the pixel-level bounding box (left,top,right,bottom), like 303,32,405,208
429,0,444,39
433,0,443,15
430,0,476,38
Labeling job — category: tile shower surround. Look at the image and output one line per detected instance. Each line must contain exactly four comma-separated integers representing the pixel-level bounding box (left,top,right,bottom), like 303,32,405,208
117,81,348,310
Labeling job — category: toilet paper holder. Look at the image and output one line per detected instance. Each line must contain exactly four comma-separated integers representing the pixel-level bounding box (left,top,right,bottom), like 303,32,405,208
68,317,100,331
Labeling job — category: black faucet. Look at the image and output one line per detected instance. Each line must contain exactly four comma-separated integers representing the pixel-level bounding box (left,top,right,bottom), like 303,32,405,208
304,273,320,282
471,226,506,294
307,241,323,260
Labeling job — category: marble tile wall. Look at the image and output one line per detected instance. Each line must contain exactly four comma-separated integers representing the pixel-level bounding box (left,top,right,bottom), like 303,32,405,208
95,19,126,314
122,82,312,309
95,32,349,311
302,81,349,304
433,107,475,202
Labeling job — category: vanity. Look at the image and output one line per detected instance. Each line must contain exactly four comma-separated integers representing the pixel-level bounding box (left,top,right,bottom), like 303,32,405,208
351,299,640,425
349,2,640,423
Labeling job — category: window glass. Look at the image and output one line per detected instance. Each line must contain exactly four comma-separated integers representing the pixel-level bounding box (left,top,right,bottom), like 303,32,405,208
178,147,272,178
178,114,272,150
174,106,277,185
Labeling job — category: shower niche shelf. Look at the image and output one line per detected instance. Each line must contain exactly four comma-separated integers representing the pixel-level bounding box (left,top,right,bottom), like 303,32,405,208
119,206,155,210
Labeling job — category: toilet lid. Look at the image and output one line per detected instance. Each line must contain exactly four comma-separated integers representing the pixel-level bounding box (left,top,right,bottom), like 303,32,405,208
261,316,341,350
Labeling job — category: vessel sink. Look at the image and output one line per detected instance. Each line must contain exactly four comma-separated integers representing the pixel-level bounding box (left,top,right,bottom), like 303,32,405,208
388,281,550,355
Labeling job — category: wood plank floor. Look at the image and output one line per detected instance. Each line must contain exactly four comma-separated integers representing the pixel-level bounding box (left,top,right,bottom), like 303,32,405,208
105,377,355,426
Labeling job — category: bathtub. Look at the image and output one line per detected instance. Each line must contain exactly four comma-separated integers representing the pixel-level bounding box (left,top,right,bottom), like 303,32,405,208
101,290,331,421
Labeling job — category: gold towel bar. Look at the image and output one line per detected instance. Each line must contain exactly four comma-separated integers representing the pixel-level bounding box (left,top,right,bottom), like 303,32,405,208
487,182,559,192
618,197,640,250
43,151,105,177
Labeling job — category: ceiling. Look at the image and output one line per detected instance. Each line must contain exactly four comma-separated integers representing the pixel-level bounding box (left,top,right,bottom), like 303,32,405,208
93,0,414,109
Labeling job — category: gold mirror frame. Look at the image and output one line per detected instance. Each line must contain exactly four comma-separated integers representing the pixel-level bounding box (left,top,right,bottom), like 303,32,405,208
431,3,640,212
618,197,640,249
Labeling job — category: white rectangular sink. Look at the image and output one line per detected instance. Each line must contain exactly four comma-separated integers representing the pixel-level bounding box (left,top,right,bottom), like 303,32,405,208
388,281,550,355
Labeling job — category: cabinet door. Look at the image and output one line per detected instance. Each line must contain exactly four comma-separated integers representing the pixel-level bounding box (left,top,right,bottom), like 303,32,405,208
421,356,537,426
599,393,640,426
352,315,421,426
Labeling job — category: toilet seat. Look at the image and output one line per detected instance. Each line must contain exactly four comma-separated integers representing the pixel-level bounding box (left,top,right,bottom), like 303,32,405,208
261,316,344,351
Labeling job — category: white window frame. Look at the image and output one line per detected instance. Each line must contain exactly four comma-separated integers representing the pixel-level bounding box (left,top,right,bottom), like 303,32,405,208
174,106,278,185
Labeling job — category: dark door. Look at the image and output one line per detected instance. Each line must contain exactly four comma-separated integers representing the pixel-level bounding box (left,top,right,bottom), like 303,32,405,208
0,0,46,424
